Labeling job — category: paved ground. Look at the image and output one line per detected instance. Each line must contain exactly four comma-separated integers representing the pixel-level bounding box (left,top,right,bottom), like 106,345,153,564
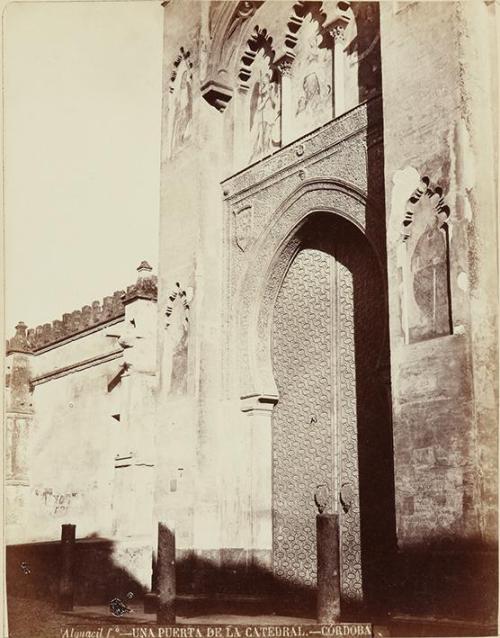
6,596,103,638
6,598,315,638
6,597,497,638
66,604,313,625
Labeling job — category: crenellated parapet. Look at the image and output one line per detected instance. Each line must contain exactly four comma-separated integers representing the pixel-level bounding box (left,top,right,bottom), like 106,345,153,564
6,262,158,354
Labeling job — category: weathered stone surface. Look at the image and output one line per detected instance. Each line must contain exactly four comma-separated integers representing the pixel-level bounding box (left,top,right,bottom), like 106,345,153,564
395,334,471,406
6,322,32,354
5,264,158,550
381,0,497,566
5,0,498,627
151,0,498,623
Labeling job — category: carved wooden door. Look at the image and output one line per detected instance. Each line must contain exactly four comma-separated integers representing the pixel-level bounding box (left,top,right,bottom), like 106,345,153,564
271,215,390,609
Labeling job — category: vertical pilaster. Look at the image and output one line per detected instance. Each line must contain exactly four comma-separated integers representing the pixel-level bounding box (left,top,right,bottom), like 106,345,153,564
5,322,34,544
111,263,158,590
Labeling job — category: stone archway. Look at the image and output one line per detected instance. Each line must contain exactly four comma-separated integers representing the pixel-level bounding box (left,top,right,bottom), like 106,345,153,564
237,179,376,403
235,187,395,614
270,212,393,614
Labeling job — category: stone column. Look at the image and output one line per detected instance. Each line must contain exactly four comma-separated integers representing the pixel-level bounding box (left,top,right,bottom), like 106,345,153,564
330,16,350,118
277,57,294,146
157,522,176,624
59,524,76,611
241,395,276,571
316,513,341,623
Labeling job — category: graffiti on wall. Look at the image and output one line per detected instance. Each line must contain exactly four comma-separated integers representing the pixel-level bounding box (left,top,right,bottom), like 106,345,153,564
34,488,80,516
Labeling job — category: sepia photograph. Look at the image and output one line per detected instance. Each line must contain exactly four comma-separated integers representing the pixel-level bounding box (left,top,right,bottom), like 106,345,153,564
2,1,498,637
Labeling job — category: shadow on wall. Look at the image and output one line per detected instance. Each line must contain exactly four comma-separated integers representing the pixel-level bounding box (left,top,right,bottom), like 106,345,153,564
6,535,148,606
351,2,498,629
175,550,317,619
392,540,498,624
6,535,319,617
176,546,498,624
6,534,498,624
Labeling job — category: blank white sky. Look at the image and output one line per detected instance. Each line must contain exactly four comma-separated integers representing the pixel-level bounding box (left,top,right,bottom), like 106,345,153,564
3,0,164,332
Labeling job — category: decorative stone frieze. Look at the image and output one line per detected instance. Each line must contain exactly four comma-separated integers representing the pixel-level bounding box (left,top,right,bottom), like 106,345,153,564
222,97,381,201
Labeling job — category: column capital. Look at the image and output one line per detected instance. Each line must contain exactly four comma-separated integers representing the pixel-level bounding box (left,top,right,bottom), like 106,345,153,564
327,15,350,43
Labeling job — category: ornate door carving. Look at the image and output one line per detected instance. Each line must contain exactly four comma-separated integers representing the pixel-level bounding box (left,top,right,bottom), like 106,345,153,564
272,248,340,591
271,215,385,607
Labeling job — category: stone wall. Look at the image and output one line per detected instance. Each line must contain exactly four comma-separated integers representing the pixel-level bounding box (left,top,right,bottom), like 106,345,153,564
157,0,390,610
380,0,498,621
5,263,159,601
156,0,497,622
6,0,497,622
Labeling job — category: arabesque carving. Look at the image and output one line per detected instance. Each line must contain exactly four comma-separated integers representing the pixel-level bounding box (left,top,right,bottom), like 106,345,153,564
272,248,334,588
271,241,363,600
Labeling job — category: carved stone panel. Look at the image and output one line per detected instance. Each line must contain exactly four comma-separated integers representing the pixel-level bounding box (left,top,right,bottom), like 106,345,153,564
233,204,253,252
336,260,363,603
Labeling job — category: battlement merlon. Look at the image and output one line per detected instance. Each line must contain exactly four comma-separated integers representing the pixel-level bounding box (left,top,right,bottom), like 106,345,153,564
122,261,158,305
6,262,158,354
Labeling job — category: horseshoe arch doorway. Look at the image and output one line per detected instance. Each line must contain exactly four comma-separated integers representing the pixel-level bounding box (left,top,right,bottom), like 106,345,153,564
270,211,396,616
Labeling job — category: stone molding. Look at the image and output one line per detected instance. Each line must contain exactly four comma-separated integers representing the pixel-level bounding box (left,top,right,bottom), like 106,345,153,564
165,282,190,329
202,1,264,106
238,25,275,93
30,348,124,386
399,176,452,343
169,48,193,94
220,98,384,408
245,183,370,402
